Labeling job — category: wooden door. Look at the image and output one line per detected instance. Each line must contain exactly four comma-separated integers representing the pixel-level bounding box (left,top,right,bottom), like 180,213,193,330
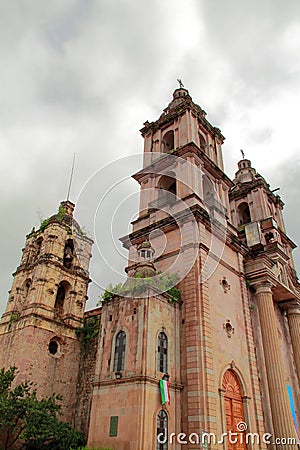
222,370,246,450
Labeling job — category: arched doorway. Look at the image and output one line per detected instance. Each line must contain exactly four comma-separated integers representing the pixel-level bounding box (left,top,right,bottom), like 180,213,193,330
222,369,246,450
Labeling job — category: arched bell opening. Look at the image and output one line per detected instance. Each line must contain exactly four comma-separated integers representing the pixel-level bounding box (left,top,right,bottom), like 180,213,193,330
156,173,177,207
63,239,74,269
238,202,251,226
162,130,174,153
199,133,207,153
54,281,70,318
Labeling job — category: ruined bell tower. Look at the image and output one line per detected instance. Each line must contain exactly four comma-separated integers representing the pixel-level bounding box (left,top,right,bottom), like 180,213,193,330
0,200,93,424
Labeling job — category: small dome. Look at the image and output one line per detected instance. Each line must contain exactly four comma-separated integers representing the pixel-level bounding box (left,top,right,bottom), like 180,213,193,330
237,159,252,171
172,87,189,100
133,262,157,278
137,240,152,250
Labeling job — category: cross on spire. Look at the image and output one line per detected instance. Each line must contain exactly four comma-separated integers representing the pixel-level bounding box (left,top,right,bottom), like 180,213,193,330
177,79,184,89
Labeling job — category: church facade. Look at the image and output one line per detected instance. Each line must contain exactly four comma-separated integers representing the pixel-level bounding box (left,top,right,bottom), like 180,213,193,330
0,87,300,450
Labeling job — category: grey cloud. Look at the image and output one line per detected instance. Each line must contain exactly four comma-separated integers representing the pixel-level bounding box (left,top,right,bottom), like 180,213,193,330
1,0,300,313
194,0,300,113
264,157,300,272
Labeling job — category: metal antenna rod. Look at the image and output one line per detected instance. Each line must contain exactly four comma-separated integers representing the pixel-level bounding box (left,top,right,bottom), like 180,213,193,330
66,153,76,201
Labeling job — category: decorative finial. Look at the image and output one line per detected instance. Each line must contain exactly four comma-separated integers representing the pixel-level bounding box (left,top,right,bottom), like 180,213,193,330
177,79,184,89
240,149,245,159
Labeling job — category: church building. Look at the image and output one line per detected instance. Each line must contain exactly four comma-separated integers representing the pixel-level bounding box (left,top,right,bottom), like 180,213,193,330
0,86,299,450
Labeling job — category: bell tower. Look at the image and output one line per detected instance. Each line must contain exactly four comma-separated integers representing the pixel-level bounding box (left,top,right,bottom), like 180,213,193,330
136,85,229,224
141,85,224,169
115,86,268,449
229,158,300,443
0,200,93,423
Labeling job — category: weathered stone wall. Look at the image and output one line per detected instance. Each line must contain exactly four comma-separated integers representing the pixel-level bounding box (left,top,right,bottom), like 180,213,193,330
75,308,101,436
0,318,81,425
88,293,182,450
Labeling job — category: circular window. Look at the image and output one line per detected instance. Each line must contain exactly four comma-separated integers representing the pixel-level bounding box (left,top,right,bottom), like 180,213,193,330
223,320,235,338
48,340,59,355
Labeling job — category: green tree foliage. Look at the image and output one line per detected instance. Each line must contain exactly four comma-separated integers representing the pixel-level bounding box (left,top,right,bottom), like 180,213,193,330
76,316,100,346
56,205,66,222
0,367,85,449
99,272,181,304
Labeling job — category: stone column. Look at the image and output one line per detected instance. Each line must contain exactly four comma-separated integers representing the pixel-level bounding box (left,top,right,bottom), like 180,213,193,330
287,307,300,385
255,282,297,449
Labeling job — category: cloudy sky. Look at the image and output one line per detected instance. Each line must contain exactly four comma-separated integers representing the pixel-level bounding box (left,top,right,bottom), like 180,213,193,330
1,0,300,314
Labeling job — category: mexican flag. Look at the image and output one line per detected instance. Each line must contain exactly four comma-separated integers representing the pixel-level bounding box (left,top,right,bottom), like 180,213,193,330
160,380,170,405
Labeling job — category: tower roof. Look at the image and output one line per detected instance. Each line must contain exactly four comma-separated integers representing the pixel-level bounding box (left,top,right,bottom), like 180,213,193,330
140,84,225,143
230,158,284,209
26,200,92,244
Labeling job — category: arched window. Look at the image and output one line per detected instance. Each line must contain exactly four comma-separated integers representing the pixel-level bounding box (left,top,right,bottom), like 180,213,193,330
113,331,126,372
157,332,168,373
238,202,251,226
156,410,168,450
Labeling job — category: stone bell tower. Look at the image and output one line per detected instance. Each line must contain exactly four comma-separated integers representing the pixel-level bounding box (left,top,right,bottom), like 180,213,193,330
127,86,264,449
0,200,93,424
229,158,300,446
89,85,269,450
